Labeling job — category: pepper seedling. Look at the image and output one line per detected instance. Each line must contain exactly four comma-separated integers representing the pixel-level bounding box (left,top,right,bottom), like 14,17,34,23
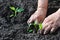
10,6,24,17
39,23,42,30
27,23,34,33
27,21,42,33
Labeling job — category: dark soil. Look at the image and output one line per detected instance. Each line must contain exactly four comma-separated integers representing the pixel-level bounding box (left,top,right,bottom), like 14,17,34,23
0,0,60,40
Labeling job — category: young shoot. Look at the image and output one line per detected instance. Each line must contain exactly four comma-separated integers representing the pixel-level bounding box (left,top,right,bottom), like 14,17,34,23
27,21,43,33
39,23,42,30
10,6,24,17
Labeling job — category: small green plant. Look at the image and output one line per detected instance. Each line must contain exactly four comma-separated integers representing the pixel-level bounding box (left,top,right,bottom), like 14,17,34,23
39,23,42,30
10,6,24,17
27,23,34,33
27,21,42,33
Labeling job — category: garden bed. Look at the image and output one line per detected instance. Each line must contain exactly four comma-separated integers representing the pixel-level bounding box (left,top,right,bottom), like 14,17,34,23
0,0,60,40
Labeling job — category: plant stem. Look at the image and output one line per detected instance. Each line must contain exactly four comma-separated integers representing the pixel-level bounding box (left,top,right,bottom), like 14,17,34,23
15,11,17,17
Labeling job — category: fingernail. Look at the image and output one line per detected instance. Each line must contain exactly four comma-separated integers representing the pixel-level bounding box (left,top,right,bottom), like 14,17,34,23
27,19,31,23
50,31,53,33
44,31,46,34
50,28,55,33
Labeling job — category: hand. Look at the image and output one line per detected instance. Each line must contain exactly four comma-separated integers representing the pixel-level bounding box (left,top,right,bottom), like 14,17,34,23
41,10,60,34
27,8,47,24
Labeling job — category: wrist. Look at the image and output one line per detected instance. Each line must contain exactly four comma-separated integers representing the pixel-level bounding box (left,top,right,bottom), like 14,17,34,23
36,7,47,15
37,7,47,11
37,7,47,13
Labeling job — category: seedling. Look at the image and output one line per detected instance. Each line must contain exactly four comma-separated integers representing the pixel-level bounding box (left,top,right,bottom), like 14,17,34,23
27,23,34,33
27,21,42,33
10,6,24,17
39,23,42,30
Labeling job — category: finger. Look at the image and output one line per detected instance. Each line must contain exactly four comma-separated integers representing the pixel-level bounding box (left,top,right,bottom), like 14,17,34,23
42,21,53,30
50,26,58,33
43,17,52,24
40,21,53,34
44,24,52,34
50,22,58,33
27,14,37,23
27,15,34,23
35,18,41,24
37,16,44,23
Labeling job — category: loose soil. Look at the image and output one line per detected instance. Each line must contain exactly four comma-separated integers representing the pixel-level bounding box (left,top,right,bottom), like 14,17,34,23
0,0,60,40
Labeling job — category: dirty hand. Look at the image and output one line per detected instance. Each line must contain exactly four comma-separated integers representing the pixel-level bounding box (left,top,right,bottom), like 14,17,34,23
27,8,47,24
41,9,60,34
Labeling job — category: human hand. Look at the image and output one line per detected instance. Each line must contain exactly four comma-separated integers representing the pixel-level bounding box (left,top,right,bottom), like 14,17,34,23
27,8,47,24
41,9,60,34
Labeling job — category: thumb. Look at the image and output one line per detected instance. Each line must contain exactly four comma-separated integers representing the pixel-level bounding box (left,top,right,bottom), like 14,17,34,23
27,14,37,23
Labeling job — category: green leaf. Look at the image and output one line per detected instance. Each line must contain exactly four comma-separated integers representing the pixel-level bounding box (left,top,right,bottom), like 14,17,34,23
39,23,42,30
10,14,14,17
16,7,24,12
10,6,15,11
28,30,33,33
33,21,38,29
